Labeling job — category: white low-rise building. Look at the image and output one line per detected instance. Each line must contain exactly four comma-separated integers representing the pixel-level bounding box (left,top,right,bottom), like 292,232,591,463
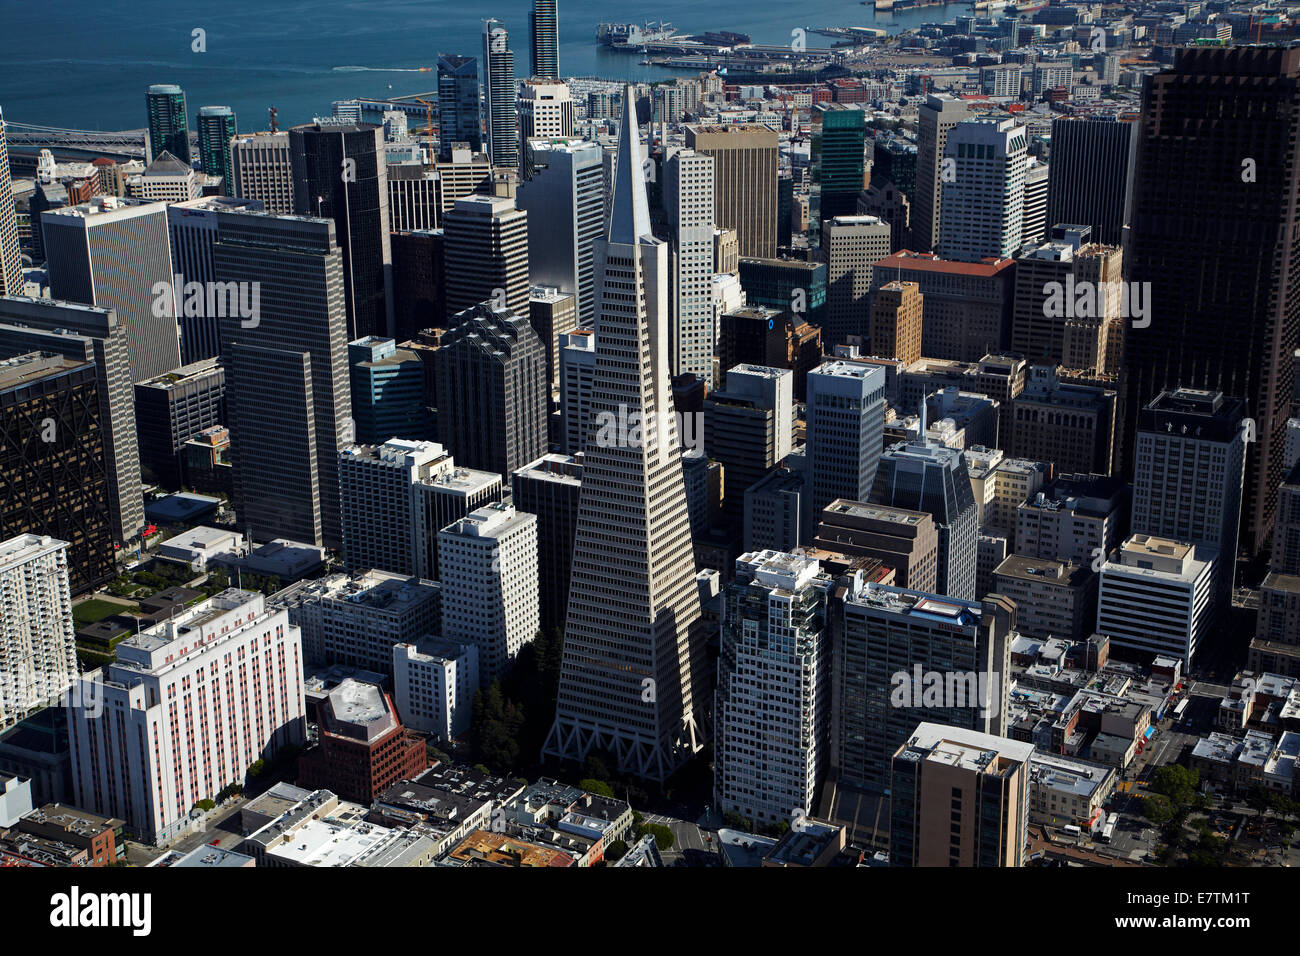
156,526,244,569
1096,534,1215,665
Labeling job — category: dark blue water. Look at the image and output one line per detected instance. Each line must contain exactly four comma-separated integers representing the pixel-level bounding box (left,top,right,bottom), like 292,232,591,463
1,0,974,131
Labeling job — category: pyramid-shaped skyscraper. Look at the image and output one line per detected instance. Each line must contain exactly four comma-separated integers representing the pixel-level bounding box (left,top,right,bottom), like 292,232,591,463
542,88,708,782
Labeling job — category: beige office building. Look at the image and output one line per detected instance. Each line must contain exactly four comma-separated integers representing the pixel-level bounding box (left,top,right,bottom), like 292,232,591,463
870,280,924,366
685,124,778,259
890,723,1032,867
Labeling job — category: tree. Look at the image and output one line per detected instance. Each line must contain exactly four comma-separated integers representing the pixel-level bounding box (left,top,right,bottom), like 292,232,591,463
246,759,266,779
468,681,523,773
637,822,675,851
1245,786,1274,821
605,839,629,862
1150,765,1199,810
1143,794,1176,827
579,778,615,798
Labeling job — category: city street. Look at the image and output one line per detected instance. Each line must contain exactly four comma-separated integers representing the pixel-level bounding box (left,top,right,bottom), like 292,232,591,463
640,812,714,865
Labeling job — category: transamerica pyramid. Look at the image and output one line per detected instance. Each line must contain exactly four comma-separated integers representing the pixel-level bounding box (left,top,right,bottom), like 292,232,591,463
542,87,709,783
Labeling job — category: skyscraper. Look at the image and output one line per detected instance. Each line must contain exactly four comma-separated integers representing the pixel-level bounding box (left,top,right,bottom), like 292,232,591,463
196,106,237,191
511,453,582,632
804,360,887,538
715,551,832,826
870,280,924,366
0,109,22,297
67,590,305,843
214,209,352,548
664,148,716,382
441,195,530,320
872,432,980,600
483,19,518,170
1010,232,1123,374
685,124,778,259
439,502,540,686
230,132,293,213
145,84,190,165
437,54,483,158
705,364,794,526
348,336,429,444
517,80,574,163
938,118,1027,263
822,214,891,346
289,121,394,340
0,534,76,731
1133,389,1247,612
911,94,969,254
1124,46,1300,556
41,197,181,382
834,578,1013,792
530,0,559,80
815,104,870,223
0,353,114,594
1045,115,1138,247
337,438,502,579
434,302,549,478
165,195,265,364
0,297,144,545
544,90,709,782
516,139,604,326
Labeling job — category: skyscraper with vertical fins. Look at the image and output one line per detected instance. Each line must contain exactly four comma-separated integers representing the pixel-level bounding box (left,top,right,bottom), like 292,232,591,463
543,89,707,783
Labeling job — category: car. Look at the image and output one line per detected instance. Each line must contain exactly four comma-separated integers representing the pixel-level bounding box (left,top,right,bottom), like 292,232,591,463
209,838,221,846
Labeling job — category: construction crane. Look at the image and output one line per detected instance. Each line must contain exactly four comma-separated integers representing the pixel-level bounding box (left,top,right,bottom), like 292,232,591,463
415,98,436,173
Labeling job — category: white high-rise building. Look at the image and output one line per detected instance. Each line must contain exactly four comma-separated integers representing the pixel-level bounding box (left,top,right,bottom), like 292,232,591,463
0,535,76,730
665,148,717,384
518,80,575,161
1097,534,1216,665
715,551,831,826
439,502,540,686
1032,63,1074,95
938,118,1028,263
393,638,479,740
67,590,306,842
1132,389,1247,613
544,89,710,782
339,439,503,580
804,360,887,539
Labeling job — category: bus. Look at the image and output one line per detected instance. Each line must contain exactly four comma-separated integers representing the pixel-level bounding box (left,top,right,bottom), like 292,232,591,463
1099,813,1118,844
1172,699,1190,723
